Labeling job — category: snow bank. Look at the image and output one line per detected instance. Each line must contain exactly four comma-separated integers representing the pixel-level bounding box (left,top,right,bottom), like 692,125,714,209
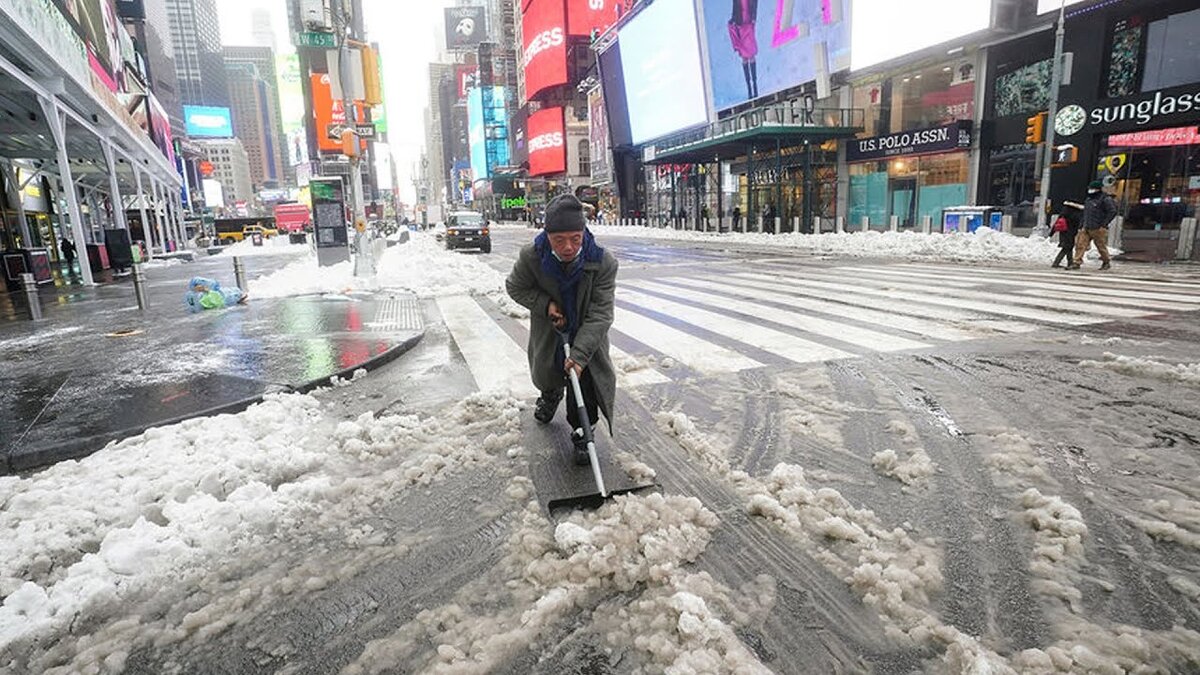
1081,353,1200,386
0,389,528,673
342,492,771,674
590,224,1114,264
220,235,310,258
249,234,529,316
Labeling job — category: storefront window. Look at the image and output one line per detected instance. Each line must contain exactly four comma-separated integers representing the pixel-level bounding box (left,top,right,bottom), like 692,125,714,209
889,60,976,132
987,144,1040,228
852,82,888,137
1142,7,1200,92
849,151,969,228
1098,127,1200,230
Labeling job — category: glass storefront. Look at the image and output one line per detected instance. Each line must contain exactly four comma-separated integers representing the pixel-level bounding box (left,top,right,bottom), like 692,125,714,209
849,151,969,228
1097,126,1200,230
852,57,977,137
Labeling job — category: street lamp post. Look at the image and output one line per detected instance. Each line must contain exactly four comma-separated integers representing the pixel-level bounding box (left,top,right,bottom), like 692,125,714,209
1036,0,1068,231
334,0,371,276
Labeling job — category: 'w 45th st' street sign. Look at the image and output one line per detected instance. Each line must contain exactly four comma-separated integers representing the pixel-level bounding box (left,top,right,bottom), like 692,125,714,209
294,32,336,48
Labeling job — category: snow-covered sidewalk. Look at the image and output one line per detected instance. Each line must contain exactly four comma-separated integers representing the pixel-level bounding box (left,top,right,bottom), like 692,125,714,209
590,224,1112,264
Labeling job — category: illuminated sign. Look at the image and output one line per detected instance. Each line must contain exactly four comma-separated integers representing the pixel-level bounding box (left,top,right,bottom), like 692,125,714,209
183,105,233,138
522,0,568,100
528,107,566,176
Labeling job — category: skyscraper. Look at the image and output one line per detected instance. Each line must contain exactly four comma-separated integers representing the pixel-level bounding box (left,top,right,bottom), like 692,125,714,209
250,9,277,51
166,0,229,108
224,46,293,188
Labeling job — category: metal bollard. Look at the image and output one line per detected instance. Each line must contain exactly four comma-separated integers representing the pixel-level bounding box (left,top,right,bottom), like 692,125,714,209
889,215,900,232
1001,215,1014,234
233,256,247,291
836,217,845,234
1178,218,1197,260
1108,216,1123,251
774,217,782,235
861,217,870,233
132,263,148,310
21,273,42,320
811,216,820,234
921,216,933,234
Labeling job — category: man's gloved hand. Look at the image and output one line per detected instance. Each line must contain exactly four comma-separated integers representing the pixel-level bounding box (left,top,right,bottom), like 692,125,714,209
564,358,582,378
548,300,566,330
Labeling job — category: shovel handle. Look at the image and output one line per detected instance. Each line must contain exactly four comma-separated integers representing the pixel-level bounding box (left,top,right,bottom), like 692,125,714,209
562,338,608,498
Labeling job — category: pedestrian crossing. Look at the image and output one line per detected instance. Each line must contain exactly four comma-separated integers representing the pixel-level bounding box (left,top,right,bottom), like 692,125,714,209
434,263,1200,394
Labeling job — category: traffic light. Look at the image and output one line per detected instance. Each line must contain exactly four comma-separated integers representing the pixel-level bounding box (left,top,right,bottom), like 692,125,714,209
1025,112,1048,144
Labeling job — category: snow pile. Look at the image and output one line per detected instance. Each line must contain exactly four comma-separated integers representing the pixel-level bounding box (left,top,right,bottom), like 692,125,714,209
1079,335,1124,346
1019,488,1089,611
657,411,733,476
343,493,771,674
0,389,529,673
142,257,184,269
983,431,1052,486
774,371,853,448
871,448,937,486
590,224,1114,264
220,235,310,258
249,234,527,316
1129,499,1200,550
1081,353,1200,386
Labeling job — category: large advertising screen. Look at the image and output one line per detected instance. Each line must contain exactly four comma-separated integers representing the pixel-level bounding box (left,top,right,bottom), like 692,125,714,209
701,0,849,111
619,0,709,145
568,0,616,37
589,87,612,184
528,107,566,176
469,89,487,183
522,0,568,101
445,6,487,50
851,0,991,71
468,86,510,180
598,43,633,147
183,105,234,138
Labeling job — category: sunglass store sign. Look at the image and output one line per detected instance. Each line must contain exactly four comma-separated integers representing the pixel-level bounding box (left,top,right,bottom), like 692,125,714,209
1055,89,1200,137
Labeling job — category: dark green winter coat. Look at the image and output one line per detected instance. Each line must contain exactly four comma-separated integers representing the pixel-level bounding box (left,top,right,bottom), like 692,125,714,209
505,241,619,431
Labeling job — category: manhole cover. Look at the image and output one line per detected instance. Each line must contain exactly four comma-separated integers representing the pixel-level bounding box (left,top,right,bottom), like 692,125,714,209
105,328,144,338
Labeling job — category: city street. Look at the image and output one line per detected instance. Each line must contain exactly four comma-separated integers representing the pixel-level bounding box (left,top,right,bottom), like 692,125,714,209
3,228,1198,674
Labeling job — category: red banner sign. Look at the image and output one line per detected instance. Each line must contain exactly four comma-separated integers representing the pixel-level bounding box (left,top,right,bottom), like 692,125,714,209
528,107,566,176
567,0,616,37
522,0,568,101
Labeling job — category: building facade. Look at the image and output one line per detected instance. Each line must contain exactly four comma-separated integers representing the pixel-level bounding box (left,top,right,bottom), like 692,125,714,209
166,0,229,108
223,46,292,190
197,138,254,206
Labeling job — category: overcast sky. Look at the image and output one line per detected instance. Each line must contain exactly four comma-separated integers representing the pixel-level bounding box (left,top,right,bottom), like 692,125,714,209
215,0,451,203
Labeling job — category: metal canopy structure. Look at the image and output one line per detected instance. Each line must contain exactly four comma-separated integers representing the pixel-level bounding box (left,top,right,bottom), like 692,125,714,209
0,2,186,286
644,106,865,165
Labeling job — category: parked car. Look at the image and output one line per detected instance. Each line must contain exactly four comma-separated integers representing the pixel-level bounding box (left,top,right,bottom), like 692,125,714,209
444,211,491,253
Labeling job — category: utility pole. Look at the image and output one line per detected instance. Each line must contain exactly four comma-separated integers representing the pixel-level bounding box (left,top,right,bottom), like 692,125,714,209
334,0,371,275
1036,0,1067,231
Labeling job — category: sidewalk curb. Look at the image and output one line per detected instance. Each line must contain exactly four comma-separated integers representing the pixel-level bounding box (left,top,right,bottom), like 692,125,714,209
2,329,425,476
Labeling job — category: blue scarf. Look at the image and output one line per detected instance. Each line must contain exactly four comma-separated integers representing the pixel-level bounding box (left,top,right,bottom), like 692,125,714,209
535,229,604,366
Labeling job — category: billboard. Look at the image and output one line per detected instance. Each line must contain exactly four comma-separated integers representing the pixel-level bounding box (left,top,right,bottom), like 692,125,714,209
851,0,991,71
468,86,511,181
528,107,566,176
445,6,487,50
700,0,850,111
568,0,616,37
522,0,568,101
598,43,632,147
183,105,234,138
310,74,367,153
455,65,479,100
619,0,708,145
589,87,612,184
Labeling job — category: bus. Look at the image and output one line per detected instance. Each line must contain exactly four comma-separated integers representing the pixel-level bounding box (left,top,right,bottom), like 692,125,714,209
273,202,312,234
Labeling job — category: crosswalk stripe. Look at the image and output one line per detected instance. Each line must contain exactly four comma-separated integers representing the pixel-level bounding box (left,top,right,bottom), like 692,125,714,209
727,272,1035,334
436,295,536,395
627,279,930,352
613,307,763,374
841,266,1200,307
660,275,983,342
898,263,1200,293
807,267,1147,319
731,271,1106,326
515,316,673,387
618,289,855,364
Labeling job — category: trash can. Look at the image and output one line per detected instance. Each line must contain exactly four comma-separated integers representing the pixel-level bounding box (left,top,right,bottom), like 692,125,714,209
288,232,308,245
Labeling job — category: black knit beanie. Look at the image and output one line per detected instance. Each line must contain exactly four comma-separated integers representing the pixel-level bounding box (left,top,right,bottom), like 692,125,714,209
544,195,587,233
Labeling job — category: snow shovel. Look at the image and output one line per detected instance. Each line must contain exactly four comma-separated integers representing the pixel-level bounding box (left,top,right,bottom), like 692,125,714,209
544,334,656,511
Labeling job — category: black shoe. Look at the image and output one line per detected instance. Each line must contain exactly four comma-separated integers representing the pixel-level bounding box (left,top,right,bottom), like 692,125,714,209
1100,262,1111,270
571,428,591,466
534,394,560,424
1051,263,1062,268
1067,264,1081,270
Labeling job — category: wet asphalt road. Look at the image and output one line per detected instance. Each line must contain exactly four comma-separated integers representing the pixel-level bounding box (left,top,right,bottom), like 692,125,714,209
8,228,1200,673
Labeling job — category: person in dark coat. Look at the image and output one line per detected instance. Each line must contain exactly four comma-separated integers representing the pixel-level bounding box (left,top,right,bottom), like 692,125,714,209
1051,201,1083,268
506,195,619,465
1070,181,1117,270
60,237,76,273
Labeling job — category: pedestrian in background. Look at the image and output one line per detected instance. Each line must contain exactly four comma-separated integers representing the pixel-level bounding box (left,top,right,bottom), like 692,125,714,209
1051,200,1082,268
732,205,742,231
59,236,76,274
1070,181,1116,271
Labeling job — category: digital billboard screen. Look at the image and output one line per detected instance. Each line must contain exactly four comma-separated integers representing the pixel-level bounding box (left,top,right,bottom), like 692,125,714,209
619,0,709,145
522,0,568,100
851,0,990,71
568,0,616,37
183,105,234,138
469,88,487,183
701,0,850,111
528,107,566,176
598,42,632,147
468,86,510,180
